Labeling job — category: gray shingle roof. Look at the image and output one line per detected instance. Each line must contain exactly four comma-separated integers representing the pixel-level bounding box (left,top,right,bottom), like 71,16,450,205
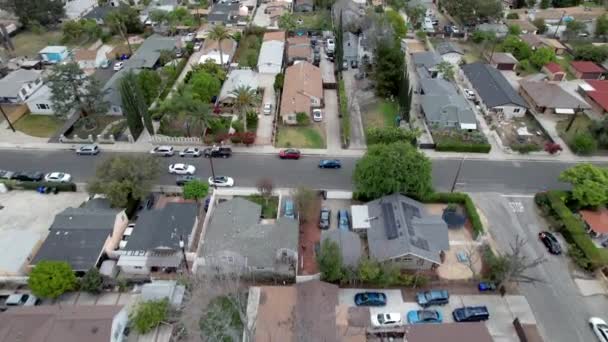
51,207,119,231
435,42,463,56
419,78,476,127
462,62,528,108
520,80,590,109
412,52,441,69
322,229,362,267
0,69,41,99
208,3,240,23
365,194,449,264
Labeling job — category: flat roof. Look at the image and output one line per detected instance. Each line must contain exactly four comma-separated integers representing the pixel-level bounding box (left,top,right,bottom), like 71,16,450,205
351,205,371,229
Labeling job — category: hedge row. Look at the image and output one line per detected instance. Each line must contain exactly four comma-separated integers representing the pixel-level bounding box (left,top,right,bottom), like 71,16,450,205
421,192,484,238
338,79,350,148
0,180,77,192
435,141,492,153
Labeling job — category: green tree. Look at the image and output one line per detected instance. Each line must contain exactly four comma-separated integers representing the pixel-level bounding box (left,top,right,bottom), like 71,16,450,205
559,164,608,207
106,8,134,55
354,142,433,200
335,11,344,73
183,179,209,200
404,5,425,29
508,24,522,36
230,85,260,132
28,261,77,299
570,132,597,155
596,14,608,38
573,44,608,63
208,25,231,66
80,268,103,294
274,73,284,91
87,155,160,207
191,60,227,81
130,299,169,334
189,71,221,103
120,71,153,137
398,64,412,121
530,46,555,68
501,35,532,60
436,61,455,81
317,239,344,282
366,127,420,145
158,87,211,137
385,9,407,40
137,70,162,106
0,0,64,28
373,39,404,98
565,19,586,38
278,13,297,31
533,18,548,34
444,0,502,23
357,258,381,283
46,62,109,118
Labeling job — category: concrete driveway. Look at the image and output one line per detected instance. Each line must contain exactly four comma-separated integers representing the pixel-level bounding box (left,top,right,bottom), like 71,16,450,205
323,89,341,153
256,73,277,145
320,198,351,230
253,4,271,27
342,69,366,149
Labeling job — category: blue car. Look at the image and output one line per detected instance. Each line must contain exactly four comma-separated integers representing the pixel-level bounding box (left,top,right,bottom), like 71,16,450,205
354,292,387,306
416,290,449,307
406,310,443,324
338,209,350,230
284,200,296,219
318,159,341,169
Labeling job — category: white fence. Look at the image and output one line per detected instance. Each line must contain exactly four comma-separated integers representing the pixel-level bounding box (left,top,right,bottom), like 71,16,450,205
150,135,203,145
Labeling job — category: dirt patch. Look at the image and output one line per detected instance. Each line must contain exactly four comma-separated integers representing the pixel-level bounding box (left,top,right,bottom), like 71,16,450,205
489,114,551,149
298,196,321,275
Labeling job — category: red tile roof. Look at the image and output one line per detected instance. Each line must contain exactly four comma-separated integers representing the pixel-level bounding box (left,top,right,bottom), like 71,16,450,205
581,208,608,234
571,61,605,73
544,62,563,74
584,80,608,112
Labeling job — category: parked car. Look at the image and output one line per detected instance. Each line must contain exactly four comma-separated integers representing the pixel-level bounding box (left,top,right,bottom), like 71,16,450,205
179,147,201,158
370,313,402,328
100,60,110,69
0,169,15,179
279,149,301,159
452,306,490,322
208,176,234,187
589,317,608,342
193,42,202,51
342,61,348,70
326,38,335,52
150,145,174,156
478,282,496,292
168,163,196,175
312,109,323,122
263,102,272,115
337,209,350,230
538,231,562,254
113,61,124,71
350,59,358,68
284,199,295,219
44,172,72,183
76,144,100,155
5,294,40,307
416,290,449,307
12,171,43,182
176,175,201,186
354,292,386,306
463,88,476,100
204,146,232,158
319,159,341,169
143,194,155,209
319,207,331,229
407,310,443,324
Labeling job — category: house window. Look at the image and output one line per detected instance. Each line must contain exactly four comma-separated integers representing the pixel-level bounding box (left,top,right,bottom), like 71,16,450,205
36,103,50,110
513,108,521,113
134,266,143,269
20,88,27,96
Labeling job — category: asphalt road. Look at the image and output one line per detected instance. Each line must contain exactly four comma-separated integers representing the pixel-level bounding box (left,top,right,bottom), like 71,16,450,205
0,150,584,193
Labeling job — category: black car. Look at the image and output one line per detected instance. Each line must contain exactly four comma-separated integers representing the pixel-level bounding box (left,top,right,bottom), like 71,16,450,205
538,231,562,254
350,60,358,68
319,207,331,229
204,146,232,158
176,175,201,186
452,306,489,322
12,171,44,182
319,159,341,169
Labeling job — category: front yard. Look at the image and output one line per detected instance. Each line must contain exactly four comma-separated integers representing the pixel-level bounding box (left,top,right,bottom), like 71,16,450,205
66,115,123,139
362,99,399,130
490,114,552,153
276,124,326,149
13,114,65,138
293,11,332,30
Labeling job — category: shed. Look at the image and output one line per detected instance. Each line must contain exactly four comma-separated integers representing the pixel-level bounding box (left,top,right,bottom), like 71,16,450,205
39,46,69,64
488,52,518,71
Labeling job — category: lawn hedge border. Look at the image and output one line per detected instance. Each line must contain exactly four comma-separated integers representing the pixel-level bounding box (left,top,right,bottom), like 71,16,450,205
421,192,484,238
0,180,77,192
435,141,492,153
338,79,350,148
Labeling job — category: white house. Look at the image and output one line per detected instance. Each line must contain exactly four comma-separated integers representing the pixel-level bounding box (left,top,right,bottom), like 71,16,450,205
257,40,284,74
199,39,237,66
25,85,54,115
0,69,44,104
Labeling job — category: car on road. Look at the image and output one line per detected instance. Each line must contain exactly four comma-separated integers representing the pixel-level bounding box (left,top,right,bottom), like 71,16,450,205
279,149,301,159
407,310,443,324
539,231,562,254
337,209,350,230
12,171,43,182
193,42,202,51
263,102,272,115
354,292,386,306
452,306,490,322
0,169,14,179
176,175,201,186
319,207,331,229
76,144,100,155
589,317,608,342
5,294,40,307
150,145,175,157
312,109,323,122
179,147,201,157
319,159,341,169
370,313,401,328
284,199,296,219
204,146,232,158
208,176,234,187
44,172,72,183
416,289,449,307
169,163,196,175
113,61,124,71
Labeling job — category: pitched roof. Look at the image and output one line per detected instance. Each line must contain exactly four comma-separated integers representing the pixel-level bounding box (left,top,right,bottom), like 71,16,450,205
280,61,323,116
0,305,123,342
257,40,285,71
584,80,608,112
435,42,463,56
542,37,566,50
489,52,518,65
505,19,537,33
520,80,590,109
543,61,563,74
581,209,608,234
571,61,605,74
0,69,41,98
519,34,544,48
208,2,240,23
287,36,312,61
218,69,259,102
405,323,493,342
365,194,449,264
322,229,363,267
461,62,528,108
411,51,441,69
263,31,286,42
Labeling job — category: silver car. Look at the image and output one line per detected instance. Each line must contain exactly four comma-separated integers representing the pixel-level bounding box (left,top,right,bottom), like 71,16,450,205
76,144,100,155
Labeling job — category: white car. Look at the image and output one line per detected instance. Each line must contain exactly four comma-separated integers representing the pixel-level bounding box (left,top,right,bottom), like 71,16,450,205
208,176,234,187
150,145,174,156
113,61,124,71
463,88,476,100
193,42,202,51
179,147,201,157
371,313,402,328
590,317,608,341
169,163,196,175
44,172,72,183
326,38,335,52
184,32,194,42
263,103,272,115
312,109,323,122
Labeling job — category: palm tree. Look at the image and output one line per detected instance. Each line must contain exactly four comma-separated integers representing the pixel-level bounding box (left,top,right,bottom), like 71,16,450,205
106,11,133,55
159,87,210,137
230,85,260,132
208,25,231,67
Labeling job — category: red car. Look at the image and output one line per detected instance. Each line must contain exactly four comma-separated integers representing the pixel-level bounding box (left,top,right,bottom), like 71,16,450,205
279,149,301,159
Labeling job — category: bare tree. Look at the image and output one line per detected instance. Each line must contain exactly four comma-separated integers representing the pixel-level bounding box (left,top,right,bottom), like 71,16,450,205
256,178,274,204
460,243,483,280
488,235,546,288
291,186,317,223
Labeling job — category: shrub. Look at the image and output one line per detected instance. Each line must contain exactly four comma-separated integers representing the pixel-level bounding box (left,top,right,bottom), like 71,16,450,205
12,181,77,192
435,141,491,153
421,192,484,238
241,132,256,145
506,13,519,19
339,79,350,148
159,59,188,100
544,142,563,154
366,127,419,145
247,111,258,131
568,243,593,270
511,142,542,154
570,132,597,155
80,268,103,294
130,299,169,334
230,134,243,144
231,120,244,133
296,112,310,125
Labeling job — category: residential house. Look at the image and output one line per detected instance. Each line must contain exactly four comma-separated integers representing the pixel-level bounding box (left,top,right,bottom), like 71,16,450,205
217,69,259,108
74,49,98,71
39,46,70,64
280,61,323,124
519,80,590,115
265,3,290,26
404,323,493,342
542,62,566,82
31,198,129,274
258,40,285,74
419,77,478,130
580,209,608,240
0,305,128,342
287,36,312,64
208,2,241,25
580,80,608,117
488,52,518,71
263,30,286,43
461,62,528,119
116,202,198,276
294,0,314,12
242,0,257,11
412,51,441,77
542,38,567,55
519,34,566,55
506,19,538,34
25,86,55,115
343,32,359,65
82,5,115,24
322,229,363,268
0,69,43,104
199,38,237,66
476,23,508,38
140,280,186,309
365,194,449,270
198,198,298,278
435,41,463,65
64,0,97,19
570,61,605,80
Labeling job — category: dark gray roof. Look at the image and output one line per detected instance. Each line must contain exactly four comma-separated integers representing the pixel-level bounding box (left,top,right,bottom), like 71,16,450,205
343,32,359,61
322,229,362,267
125,203,198,251
83,5,115,21
0,69,41,99
32,228,109,272
411,52,441,69
83,198,113,211
419,77,455,95
365,194,449,263
435,42,463,56
461,62,528,108
419,78,476,127
208,3,240,23
51,207,119,231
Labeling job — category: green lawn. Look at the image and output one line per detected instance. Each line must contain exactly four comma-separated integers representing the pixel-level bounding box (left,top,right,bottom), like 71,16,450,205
245,195,279,219
13,114,65,138
234,34,262,68
293,11,332,30
363,99,399,129
276,125,326,149
9,30,64,58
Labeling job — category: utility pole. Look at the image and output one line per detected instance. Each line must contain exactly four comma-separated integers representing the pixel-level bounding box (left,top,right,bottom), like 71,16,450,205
0,105,15,132
554,11,566,39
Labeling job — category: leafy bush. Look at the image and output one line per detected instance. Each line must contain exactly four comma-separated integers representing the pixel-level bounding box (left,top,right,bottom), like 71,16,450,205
506,12,519,19
10,181,77,192
130,299,169,334
435,141,491,153
231,119,244,133
80,268,103,294
296,112,310,125
159,59,188,101
544,142,563,154
366,127,419,145
230,134,243,144
274,73,284,91
570,132,597,155
422,192,484,238
29,261,77,299
568,243,592,270
511,142,542,154
183,179,209,200
247,111,259,131
339,79,350,148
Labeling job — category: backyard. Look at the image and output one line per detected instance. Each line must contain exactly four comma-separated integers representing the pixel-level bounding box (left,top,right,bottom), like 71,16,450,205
276,124,326,149
3,30,65,59
293,11,332,31
234,34,263,68
362,99,399,130
243,195,279,219
13,114,65,138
